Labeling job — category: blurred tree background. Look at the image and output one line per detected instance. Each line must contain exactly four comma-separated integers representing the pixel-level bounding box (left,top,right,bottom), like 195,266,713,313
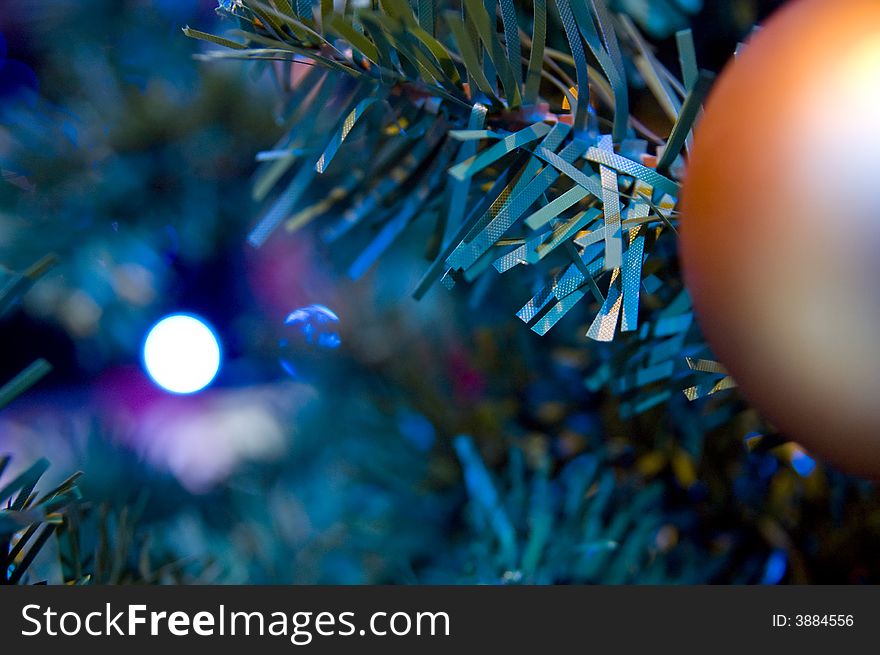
1,0,878,585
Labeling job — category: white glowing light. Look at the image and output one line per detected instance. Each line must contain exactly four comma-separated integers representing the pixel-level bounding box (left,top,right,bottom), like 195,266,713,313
143,314,221,394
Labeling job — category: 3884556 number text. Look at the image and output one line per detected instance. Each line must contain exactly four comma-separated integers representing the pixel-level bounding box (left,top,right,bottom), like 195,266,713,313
772,614,854,628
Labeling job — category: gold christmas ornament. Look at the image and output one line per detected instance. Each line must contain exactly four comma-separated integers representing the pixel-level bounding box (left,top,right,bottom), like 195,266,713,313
680,0,880,476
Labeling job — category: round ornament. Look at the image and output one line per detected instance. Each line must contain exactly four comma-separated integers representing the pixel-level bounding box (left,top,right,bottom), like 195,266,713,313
278,304,342,381
680,0,880,476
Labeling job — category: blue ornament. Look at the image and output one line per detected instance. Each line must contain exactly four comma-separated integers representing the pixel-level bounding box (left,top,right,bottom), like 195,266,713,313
279,304,341,381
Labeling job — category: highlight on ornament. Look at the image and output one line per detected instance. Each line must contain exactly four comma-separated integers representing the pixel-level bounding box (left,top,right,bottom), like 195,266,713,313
142,313,222,394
